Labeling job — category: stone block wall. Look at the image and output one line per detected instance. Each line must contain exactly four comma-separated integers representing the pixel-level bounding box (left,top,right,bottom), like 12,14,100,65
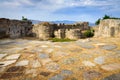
32,22,54,40
33,22,90,40
54,29,66,39
66,29,82,39
95,19,120,37
0,18,32,38
0,18,90,40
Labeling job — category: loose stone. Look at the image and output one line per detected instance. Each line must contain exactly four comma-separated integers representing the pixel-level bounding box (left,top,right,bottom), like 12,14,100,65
115,50,120,54
16,60,29,66
39,53,49,59
82,61,96,67
26,69,37,74
94,56,105,65
100,45,117,50
49,74,64,80
45,62,60,72
83,70,101,80
60,70,73,76
31,60,41,68
62,57,77,65
53,51,69,58
0,60,16,67
0,54,7,60
6,54,21,60
101,63,120,71
77,42,95,49
102,73,120,80
41,58,52,65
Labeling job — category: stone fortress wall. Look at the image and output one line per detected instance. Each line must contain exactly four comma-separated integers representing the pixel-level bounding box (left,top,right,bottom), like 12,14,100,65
32,22,55,40
95,19,120,37
0,18,90,40
32,22,90,40
0,18,32,38
1,18,119,40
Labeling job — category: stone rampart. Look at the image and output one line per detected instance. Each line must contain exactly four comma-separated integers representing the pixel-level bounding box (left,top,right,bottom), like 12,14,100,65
0,18,32,38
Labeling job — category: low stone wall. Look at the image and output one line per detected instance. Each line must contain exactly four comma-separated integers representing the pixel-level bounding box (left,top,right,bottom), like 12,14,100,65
95,19,120,37
66,29,82,39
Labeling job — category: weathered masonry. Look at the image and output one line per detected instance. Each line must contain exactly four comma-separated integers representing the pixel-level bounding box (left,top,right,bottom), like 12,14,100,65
0,18,90,40
95,19,120,37
0,18,32,38
32,22,90,40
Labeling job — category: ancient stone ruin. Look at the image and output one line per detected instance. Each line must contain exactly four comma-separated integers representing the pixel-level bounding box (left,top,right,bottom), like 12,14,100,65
0,18,32,38
32,22,55,40
0,18,90,40
95,19,120,37
32,22,90,40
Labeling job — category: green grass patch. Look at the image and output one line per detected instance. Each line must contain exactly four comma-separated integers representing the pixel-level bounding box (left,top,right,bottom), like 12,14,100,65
51,38,76,42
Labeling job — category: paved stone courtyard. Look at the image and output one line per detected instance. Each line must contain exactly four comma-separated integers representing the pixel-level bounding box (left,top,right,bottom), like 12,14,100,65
0,38,120,80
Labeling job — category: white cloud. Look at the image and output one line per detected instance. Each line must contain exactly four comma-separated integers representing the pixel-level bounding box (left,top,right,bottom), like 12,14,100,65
0,0,120,21
32,0,120,12
1,0,119,11
2,0,34,7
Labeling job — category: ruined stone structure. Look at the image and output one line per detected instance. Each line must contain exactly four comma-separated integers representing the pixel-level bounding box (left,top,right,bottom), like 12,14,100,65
32,22,54,40
0,18,90,40
0,18,32,38
95,19,120,37
33,22,90,40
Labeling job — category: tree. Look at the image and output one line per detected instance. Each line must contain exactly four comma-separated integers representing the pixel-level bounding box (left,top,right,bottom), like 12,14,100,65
95,18,101,25
95,14,120,25
22,16,27,21
103,14,110,19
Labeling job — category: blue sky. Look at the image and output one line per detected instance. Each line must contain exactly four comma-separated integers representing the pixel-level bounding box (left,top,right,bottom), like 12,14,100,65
0,0,120,23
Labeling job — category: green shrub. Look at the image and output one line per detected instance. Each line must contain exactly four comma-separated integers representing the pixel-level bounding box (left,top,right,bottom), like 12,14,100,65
51,38,75,42
83,30,94,38
22,16,28,21
95,18,101,25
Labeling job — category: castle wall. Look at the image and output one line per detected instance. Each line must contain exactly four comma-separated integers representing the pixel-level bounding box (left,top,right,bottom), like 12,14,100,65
0,18,32,38
95,19,120,37
66,29,82,39
33,22,90,40
0,18,90,40
54,22,89,39
32,22,54,40
54,29,66,39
